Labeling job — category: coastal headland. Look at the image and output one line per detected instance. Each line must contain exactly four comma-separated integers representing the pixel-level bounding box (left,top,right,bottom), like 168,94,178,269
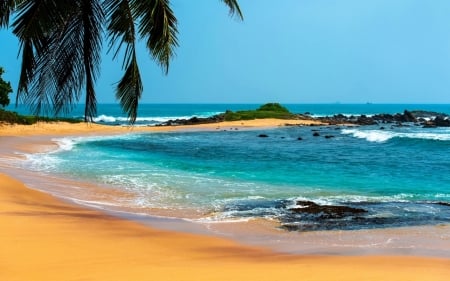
1,119,449,281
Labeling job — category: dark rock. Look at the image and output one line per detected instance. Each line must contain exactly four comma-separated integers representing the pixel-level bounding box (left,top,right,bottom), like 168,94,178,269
334,114,346,119
434,116,450,127
157,113,226,126
372,113,395,123
297,137,303,141
289,201,367,219
411,110,450,119
403,110,417,122
313,132,320,137
258,134,269,138
356,115,377,125
379,127,385,130
436,202,450,207
421,116,450,128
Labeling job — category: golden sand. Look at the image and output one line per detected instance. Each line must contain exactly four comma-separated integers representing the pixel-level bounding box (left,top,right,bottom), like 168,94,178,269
1,173,449,281
0,121,449,280
0,118,324,137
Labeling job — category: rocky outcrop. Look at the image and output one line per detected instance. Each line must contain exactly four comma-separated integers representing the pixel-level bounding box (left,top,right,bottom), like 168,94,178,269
433,116,450,127
314,110,449,127
436,202,450,207
289,201,367,219
156,114,225,126
356,115,377,125
156,109,450,128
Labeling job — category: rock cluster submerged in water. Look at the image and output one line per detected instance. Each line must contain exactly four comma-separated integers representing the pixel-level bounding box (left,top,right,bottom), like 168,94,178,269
317,110,450,127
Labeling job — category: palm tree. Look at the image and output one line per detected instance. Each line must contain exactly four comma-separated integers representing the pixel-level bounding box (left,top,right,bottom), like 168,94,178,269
0,0,242,122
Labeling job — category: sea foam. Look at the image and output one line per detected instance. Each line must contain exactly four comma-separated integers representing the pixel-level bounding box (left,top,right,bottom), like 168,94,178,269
341,128,450,143
92,112,223,124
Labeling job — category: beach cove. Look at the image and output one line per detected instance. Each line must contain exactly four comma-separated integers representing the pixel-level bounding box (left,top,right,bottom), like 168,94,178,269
1,120,449,280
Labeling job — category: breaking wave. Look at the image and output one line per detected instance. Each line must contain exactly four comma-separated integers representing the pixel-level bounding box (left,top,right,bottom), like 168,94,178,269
92,112,223,125
341,128,450,143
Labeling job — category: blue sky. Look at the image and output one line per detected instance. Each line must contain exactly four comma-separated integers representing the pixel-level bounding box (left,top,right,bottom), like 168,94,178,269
1,0,450,104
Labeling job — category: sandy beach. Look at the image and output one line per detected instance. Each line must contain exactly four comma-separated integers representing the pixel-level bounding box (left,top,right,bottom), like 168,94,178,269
1,121,449,281
0,118,325,136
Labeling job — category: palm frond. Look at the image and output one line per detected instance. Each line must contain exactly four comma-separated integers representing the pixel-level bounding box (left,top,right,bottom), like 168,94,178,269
12,0,44,106
105,0,143,123
104,0,136,64
16,38,34,103
221,0,244,20
13,0,104,120
79,0,104,121
116,51,142,123
52,30,85,115
134,0,178,74
0,0,24,27
12,0,92,117
25,54,56,116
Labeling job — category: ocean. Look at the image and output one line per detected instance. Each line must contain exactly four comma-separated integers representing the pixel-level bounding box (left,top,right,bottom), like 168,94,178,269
14,104,450,232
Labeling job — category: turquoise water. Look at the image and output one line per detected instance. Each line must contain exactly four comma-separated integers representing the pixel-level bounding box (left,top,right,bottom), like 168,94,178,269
21,104,450,231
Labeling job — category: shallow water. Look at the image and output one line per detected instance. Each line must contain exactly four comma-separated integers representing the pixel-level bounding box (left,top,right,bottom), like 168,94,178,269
19,124,450,232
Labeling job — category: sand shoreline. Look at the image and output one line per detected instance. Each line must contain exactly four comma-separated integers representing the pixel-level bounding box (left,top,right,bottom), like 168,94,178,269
0,118,326,136
1,120,449,280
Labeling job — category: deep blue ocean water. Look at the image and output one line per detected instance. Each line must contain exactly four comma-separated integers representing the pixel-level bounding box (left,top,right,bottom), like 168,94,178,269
20,104,450,231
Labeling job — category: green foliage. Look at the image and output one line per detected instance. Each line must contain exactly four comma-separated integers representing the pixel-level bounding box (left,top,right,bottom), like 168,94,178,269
0,67,13,108
256,103,290,113
0,109,83,125
223,103,296,121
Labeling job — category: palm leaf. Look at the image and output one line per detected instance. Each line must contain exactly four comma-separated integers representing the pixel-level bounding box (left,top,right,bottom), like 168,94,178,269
16,38,34,101
0,0,24,27
221,0,244,19
79,0,104,121
134,0,178,74
104,0,135,62
105,0,143,123
116,52,142,123
12,0,44,107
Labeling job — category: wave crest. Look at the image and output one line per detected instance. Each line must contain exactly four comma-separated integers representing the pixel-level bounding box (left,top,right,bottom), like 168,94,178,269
92,112,223,124
341,128,450,143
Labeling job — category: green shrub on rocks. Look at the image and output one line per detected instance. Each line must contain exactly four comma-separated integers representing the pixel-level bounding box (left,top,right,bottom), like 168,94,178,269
223,103,296,121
